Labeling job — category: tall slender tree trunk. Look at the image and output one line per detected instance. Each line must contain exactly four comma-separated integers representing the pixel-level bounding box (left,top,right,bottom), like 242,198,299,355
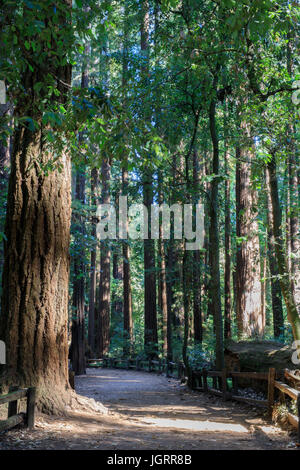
88,167,99,355
0,100,11,281
235,119,263,337
112,244,123,336
224,123,231,340
208,95,224,370
265,169,284,338
98,157,111,357
158,175,168,356
0,0,74,412
141,0,158,357
121,4,133,357
71,163,86,375
71,48,90,375
267,154,300,346
182,247,192,381
286,34,300,310
122,165,133,356
192,149,203,343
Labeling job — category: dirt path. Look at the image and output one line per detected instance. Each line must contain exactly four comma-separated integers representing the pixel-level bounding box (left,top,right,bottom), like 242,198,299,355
0,368,294,450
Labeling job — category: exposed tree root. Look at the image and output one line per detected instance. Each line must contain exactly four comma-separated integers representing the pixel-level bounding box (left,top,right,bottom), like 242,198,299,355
37,385,109,416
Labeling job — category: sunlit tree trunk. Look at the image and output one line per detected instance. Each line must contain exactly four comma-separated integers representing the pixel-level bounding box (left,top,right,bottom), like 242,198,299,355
267,154,300,347
265,169,284,338
158,174,168,356
235,120,263,338
286,33,300,310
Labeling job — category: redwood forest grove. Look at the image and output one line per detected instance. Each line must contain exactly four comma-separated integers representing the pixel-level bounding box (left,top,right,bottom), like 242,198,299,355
0,0,299,453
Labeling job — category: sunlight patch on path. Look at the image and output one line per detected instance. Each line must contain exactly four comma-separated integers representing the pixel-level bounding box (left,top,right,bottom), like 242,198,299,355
140,417,248,433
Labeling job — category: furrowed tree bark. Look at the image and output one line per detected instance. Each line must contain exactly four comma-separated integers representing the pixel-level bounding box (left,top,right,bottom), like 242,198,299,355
0,0,75,413
0,100,11,280
235,119,263,337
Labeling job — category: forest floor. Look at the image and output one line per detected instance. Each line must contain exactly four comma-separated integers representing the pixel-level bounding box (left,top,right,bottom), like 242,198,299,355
0,368,297,450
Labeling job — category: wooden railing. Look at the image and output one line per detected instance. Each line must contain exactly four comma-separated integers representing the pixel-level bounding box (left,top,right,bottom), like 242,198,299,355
0,386,36,432
274,369,300,442
193,367,300,442
191,368,269,407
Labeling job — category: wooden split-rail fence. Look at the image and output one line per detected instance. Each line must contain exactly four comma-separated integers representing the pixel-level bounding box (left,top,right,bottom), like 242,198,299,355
87,357,300,442
0,386,36,433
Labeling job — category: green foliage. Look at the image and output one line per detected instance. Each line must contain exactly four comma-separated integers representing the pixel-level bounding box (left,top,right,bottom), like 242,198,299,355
1,0,299,366
188,345,214,371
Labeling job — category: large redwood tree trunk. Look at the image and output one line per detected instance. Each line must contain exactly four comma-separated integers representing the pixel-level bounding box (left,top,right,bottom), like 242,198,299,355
0,1,74,413
235,121,263,338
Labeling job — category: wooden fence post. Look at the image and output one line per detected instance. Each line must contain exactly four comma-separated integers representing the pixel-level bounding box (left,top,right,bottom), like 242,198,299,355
190,371,194,389
267,367,276,416
213,376,217,389
199,373,203,389
232,375,238,396
8,386,18,418
203,368,208,393
177,362,181,379
26,387,36,429
222,369,227,400
297,395,300,445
